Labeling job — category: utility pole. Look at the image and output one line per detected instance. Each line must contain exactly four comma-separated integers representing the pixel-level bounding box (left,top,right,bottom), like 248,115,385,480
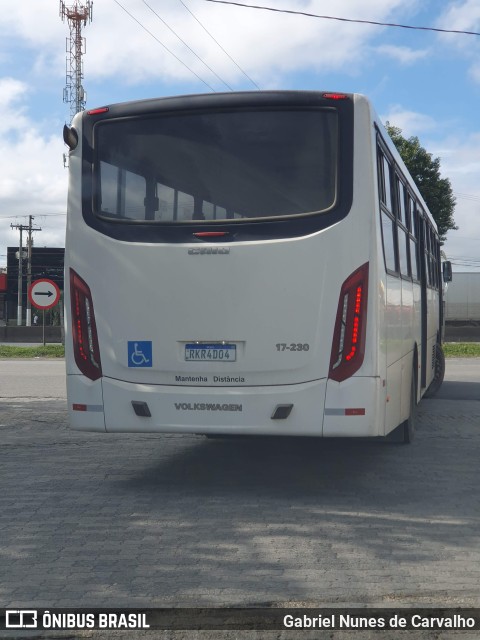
60,1,93,123
12,224,23,326
26,216,41,326
11,220,42,326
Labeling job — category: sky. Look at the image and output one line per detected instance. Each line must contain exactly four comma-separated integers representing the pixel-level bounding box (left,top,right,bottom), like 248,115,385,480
0,0,479,271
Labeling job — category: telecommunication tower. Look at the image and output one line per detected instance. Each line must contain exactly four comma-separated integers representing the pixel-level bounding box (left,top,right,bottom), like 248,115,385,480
60,1,93,122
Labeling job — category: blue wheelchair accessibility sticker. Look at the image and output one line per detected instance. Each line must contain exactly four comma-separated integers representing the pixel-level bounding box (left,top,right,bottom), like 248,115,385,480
128,341,152,367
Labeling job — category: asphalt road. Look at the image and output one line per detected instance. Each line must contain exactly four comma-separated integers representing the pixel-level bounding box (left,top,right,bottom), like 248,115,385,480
0,358,479,639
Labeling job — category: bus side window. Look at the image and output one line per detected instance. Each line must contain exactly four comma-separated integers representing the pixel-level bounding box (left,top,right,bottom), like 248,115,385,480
157,183,176,220
396,177,409,278
380,155,393,213
398,227,409,278
424,223,433,287
378,146,398,274
431,229,440,290
99,161,118,216
408,197,419,280
123,171,146,220
381,211,397,273
397,179,407,227
99,162,145,220
178,191,195,221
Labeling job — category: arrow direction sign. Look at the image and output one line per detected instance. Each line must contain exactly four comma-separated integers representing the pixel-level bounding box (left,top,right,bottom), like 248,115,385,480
28,279,61,310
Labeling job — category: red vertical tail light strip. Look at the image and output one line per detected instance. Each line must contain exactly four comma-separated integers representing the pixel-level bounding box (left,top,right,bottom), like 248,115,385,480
329,262,369,382
70,269,102,381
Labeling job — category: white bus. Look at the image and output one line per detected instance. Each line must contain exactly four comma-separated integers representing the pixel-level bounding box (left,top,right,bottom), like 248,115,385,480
63,90,447,443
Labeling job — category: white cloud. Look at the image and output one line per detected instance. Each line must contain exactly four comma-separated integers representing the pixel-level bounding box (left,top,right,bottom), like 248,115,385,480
0,0,65,46
436,0,480,85
436,0,480,37
1,0,414,90
0,78,30,135
376,45,429,65
468,61,480,84
431,133,480,264
0,1,66,81
381,105,437,138
0,76,67,259
434,134,480,178
5,0,462,99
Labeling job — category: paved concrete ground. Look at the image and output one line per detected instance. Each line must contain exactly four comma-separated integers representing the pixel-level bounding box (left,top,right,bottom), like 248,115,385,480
0,359,479,639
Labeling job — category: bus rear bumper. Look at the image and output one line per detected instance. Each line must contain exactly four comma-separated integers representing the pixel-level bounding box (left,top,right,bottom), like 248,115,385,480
101,377,327,436
67,375,383,437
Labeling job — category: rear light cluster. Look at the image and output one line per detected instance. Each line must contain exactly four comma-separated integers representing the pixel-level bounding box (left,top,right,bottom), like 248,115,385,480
329,262,369,382
87,107,109,115
70,269,102,381
193,231,228,238
323,93,348,100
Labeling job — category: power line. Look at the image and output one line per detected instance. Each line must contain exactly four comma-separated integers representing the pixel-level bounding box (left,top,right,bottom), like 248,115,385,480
178,0,260,90
202,0,480,37
448,254,480,261
112,0,216,91
450,262,480,269
454,192,480,202
1,213,67,219
34,213,68,217
143,0,234,91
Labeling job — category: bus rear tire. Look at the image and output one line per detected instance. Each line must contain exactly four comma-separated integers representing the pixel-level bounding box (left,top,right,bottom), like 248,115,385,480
423,343,445,398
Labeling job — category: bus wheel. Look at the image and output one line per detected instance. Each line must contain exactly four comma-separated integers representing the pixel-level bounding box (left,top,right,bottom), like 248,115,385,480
423,343,445,398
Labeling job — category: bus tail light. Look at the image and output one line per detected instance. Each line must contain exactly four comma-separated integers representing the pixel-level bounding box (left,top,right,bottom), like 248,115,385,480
329,262,369,382
323,93,348,100
70,269,102,381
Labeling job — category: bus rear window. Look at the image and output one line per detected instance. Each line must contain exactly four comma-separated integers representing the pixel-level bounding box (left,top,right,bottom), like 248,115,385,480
93,109,338,223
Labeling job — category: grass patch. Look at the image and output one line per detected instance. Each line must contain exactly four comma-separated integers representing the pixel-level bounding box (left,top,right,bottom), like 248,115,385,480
1,342,479,359
0,344,65,358
443,342,480,358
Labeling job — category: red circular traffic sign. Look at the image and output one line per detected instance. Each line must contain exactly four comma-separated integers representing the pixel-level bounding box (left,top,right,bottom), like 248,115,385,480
28,279,61,310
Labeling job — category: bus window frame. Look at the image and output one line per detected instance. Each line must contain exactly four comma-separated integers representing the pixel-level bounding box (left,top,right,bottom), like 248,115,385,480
377,140,399,277
395,174,411,281
80,93,356,244
376,132,439,288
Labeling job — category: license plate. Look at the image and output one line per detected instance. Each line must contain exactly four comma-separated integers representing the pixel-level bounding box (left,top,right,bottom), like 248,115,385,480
185,343,236,362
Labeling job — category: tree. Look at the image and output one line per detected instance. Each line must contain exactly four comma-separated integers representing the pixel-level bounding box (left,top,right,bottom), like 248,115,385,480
386,124,457,243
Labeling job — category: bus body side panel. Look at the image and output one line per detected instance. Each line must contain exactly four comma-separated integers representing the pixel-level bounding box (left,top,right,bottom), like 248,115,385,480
412,280,422,404
423,287,440,393
373,112,437,436
382,242,439,429
384,274,405,434
400,278,414,420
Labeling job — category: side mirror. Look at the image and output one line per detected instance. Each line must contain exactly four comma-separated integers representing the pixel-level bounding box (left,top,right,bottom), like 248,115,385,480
442,261,452,283
63,124,78,151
